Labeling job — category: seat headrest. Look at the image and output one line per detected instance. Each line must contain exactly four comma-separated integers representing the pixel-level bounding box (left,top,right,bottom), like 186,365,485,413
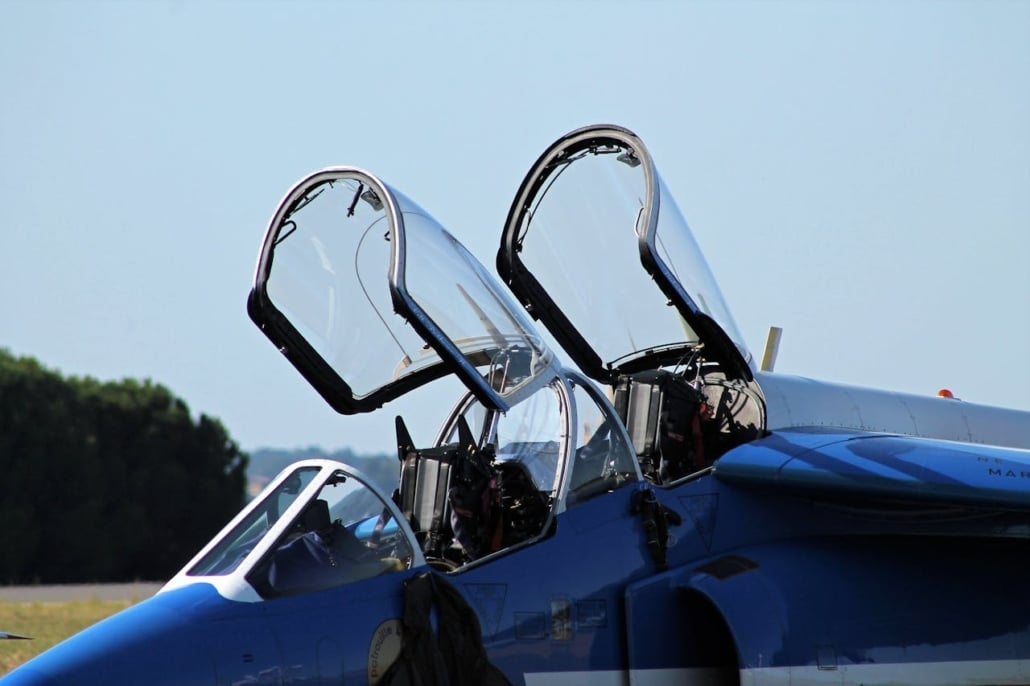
301,499,332,533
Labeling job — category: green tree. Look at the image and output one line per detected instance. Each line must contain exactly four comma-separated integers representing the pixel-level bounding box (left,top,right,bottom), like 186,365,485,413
0,349,248,584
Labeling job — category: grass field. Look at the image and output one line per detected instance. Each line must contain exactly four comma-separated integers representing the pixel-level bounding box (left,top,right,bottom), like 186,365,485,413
0,598,136,675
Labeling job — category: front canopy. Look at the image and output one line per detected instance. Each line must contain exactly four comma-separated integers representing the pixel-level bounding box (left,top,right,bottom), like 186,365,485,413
249,167,554,414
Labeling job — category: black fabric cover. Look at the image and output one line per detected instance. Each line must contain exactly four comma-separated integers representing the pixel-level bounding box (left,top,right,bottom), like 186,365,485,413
380,572,513,686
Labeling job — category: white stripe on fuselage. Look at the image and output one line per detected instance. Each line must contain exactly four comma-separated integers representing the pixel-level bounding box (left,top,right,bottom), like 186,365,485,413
742,659,1030,685
523,668,737,686
523,661,1030,686
522,670,626,686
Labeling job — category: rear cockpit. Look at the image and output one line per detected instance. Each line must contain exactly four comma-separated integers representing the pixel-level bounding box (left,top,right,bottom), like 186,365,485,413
497,125,768,485
614,366,765,484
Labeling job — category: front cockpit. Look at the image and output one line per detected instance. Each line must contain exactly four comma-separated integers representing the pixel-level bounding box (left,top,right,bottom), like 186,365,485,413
164,459,422,600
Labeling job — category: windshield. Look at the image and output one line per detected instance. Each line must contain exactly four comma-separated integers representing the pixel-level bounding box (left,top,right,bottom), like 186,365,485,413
187,466,319,577
250,469,414,597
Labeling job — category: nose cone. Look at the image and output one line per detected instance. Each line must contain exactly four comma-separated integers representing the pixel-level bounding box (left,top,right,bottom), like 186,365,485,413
2,585,219,686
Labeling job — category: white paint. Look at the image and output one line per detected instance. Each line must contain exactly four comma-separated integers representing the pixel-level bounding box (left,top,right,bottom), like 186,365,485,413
524,662,1030,686
741,659,1030,685
524,667,739,686
523,670,627,686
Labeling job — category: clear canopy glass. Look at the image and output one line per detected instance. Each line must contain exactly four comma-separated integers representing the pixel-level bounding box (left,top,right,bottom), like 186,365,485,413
252,168,554,413
502,126,751,379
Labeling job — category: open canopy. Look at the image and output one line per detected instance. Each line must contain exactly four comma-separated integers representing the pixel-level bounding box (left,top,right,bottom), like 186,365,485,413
249,167,555,414
498,125,753,383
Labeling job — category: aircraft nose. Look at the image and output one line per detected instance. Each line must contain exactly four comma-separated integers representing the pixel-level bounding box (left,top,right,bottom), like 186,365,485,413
0,665,58,686
1,587,218,685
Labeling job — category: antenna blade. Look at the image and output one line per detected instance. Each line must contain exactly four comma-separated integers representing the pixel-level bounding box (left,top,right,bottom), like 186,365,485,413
761,326,783,372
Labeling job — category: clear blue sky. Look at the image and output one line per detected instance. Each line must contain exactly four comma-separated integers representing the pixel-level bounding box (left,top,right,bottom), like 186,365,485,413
2,0,1028,455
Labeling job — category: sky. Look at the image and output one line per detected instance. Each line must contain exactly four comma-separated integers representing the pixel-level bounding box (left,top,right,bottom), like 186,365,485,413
2,0,1028,456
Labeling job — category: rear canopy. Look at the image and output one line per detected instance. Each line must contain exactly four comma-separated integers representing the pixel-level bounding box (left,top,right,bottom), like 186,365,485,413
498,125,753,384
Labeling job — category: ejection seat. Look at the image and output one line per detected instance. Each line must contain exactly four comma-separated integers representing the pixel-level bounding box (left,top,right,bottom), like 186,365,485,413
395,413,554,568
395,415,492,568
398,445,458,563
615,369,766,484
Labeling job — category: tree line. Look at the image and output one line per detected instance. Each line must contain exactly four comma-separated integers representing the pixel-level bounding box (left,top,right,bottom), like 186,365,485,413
0,349,248,584
248,445,396,496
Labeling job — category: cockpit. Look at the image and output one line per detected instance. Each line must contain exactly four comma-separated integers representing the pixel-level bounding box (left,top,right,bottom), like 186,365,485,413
182,463,417,598
169,367,641,599
168,125,770,600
